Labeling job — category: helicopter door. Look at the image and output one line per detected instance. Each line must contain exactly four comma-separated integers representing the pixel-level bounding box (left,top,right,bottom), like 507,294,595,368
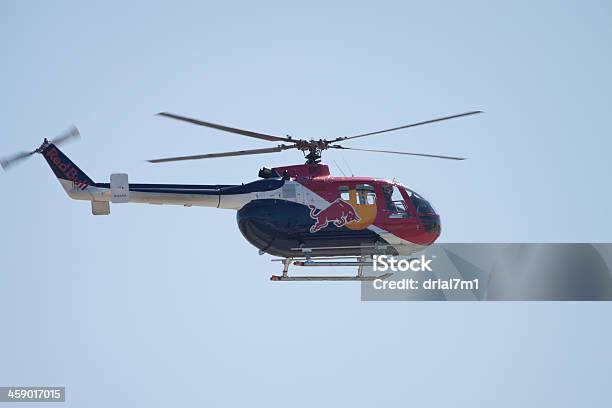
350,184,378,229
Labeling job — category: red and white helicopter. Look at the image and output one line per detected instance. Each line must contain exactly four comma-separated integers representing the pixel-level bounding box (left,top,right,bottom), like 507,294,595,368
1,111,481,281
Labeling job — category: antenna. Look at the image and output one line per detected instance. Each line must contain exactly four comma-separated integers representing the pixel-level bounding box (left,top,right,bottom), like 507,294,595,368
342,156,355,177
333,160,346,176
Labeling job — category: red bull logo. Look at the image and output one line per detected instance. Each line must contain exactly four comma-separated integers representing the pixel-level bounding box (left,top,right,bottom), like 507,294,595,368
45,147,89,190
308,199,361,233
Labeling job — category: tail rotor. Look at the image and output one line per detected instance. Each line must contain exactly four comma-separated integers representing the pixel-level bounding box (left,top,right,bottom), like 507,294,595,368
1,125,80,171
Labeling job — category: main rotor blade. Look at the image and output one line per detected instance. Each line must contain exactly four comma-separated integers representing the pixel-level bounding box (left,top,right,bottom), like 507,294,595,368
1,150,36,170
148,145,295,163
51,125,80,145
157,112,293,143
331,145,466,160
333,111,483,142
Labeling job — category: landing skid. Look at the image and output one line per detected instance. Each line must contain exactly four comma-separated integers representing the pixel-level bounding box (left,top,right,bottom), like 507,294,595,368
271,273,393,282
270,254,393,282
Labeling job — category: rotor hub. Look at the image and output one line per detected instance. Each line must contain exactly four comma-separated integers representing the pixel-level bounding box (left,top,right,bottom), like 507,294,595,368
294,139,331,164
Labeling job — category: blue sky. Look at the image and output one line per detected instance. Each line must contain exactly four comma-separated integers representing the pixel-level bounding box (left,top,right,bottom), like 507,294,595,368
1,1,611,407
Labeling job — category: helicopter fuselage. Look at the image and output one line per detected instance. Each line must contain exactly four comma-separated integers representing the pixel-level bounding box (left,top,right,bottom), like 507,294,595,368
237,163,440,257
41,143,441,258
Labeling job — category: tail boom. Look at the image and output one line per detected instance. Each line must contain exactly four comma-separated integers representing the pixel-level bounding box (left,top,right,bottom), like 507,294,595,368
39,142,266,213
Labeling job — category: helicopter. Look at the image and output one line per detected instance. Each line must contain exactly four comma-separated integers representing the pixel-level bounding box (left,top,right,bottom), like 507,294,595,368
1,110,481,281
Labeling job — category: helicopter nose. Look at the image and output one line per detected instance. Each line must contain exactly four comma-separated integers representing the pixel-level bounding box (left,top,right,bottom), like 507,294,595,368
420,214,441,241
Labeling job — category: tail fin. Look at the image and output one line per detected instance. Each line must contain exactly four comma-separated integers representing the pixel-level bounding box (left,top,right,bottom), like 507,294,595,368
41,143,94,191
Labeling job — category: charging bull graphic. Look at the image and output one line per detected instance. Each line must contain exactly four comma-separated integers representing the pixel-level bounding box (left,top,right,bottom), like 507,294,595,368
308,199,361,233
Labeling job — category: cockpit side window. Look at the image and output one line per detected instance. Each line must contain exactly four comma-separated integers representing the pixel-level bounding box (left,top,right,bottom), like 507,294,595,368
382,184,410,218
339,185,350,201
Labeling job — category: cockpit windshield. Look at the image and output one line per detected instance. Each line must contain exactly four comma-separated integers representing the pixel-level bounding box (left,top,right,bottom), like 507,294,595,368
402,187,436,215
381,183,437,217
